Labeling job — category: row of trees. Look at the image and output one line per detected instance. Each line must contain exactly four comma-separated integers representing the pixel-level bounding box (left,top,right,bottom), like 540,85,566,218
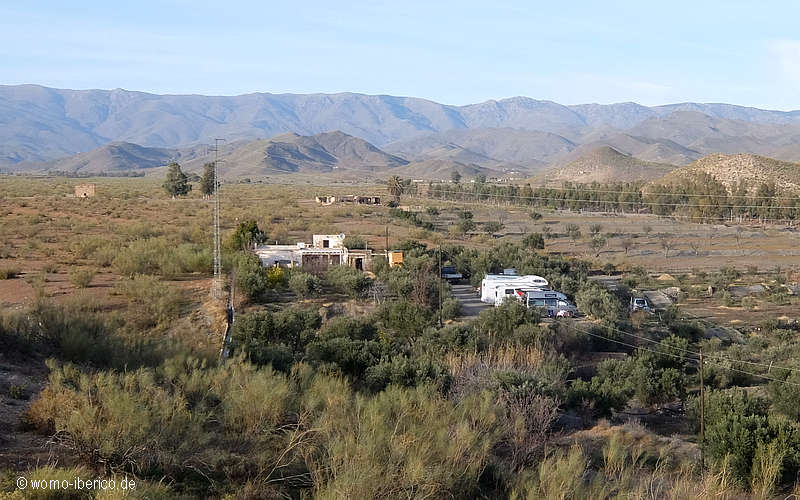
426,174,800,221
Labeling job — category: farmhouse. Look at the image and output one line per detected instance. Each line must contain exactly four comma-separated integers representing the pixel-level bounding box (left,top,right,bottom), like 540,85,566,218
254,234,374,273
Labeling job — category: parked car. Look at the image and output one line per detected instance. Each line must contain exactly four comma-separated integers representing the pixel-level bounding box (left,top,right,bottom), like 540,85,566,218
441,266,463,282
630,297,650,312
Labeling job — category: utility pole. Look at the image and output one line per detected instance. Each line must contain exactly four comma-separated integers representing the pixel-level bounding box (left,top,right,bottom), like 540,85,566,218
385,226,389,257
438,244,443,328
699,349,705,472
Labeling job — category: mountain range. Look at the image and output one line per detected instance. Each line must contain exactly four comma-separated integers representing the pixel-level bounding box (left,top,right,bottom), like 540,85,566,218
3,84,800,172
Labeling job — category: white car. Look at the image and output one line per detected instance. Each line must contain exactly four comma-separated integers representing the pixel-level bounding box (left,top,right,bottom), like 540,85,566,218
630,297,650,312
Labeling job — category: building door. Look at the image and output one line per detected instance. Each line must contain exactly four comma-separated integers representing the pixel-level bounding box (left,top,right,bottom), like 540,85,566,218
355,258,363,271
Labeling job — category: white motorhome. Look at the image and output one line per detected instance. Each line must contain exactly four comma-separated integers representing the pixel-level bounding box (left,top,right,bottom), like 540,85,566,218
480,274,549,305
521,289,577,317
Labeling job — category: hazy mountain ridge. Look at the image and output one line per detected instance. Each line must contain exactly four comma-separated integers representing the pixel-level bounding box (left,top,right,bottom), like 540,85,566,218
385,128,569,170
3,84,800,167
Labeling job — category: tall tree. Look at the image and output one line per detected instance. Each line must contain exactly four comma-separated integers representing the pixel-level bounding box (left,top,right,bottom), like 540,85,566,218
450,170,462,184
163,162,191,199
200,162,215,199
388,175,404,204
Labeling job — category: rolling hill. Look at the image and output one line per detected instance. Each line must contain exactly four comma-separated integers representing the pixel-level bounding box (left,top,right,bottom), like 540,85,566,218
536,147,677,185
390,159,501,181
11,131,409,178
563,131,701,165
11,142,182,174
179,131,408,177
656,153,800,192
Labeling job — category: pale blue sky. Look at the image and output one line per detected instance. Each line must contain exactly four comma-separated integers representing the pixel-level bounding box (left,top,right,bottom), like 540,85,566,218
2,1,799,109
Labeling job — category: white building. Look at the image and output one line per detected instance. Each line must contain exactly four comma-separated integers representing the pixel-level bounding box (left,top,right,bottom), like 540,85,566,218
254,243,306,268
312,234,345,249
254,234,372,273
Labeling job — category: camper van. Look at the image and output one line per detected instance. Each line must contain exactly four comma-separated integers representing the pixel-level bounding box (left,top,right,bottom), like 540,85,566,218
480,274,549,305
520,289,577,317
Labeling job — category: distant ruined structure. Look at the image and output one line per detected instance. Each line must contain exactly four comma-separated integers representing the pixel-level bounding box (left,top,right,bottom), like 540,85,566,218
315,195,381,205
74,184,96,198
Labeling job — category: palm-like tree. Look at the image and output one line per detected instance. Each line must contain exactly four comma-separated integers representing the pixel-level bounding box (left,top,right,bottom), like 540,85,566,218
388,175,404,203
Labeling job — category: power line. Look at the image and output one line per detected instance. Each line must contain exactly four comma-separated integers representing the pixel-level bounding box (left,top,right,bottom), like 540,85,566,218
576,317,800,375
567,322,800,387
405,194,800,223
573,324,698,363
434,183,800,201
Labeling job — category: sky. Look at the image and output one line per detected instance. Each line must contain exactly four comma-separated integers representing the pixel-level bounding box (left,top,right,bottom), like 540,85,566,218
2,1,799,110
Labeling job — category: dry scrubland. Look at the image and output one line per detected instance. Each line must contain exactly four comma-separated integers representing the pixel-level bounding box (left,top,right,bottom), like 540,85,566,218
1,176,800,498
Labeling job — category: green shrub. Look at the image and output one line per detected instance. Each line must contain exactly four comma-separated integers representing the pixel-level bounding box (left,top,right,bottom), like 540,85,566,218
233,252,272,300
70,237,107,259
227,220,265,250
25,357,294,488
115,275,184,328
575,282,621,323
305,385,502,499
289,270,323,297
377,299,433,338
8,384,25,399
364,355,451,392
0,301,161,368
317,316,377,341
688,388,800,488
343,235,367,249
232,308,321,371
325,265,371,298
68,268,95,288
474,301,538,344
114,237,210,277
442,297,461,320
511,444,600,499
769,373,800,420
305,337,384,379
522,232,545,249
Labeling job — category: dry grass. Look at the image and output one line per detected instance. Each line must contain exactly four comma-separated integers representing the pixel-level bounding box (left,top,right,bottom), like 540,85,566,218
445,344,547,376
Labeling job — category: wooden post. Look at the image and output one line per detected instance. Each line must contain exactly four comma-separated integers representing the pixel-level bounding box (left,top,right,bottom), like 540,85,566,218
700,349,705,473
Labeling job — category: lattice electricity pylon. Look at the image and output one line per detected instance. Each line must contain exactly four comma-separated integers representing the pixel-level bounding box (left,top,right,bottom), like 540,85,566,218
212,138,225,298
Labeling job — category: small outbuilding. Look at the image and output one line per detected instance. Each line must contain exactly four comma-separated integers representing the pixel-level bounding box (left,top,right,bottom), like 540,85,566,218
75,184,96,198
388,251,403,268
